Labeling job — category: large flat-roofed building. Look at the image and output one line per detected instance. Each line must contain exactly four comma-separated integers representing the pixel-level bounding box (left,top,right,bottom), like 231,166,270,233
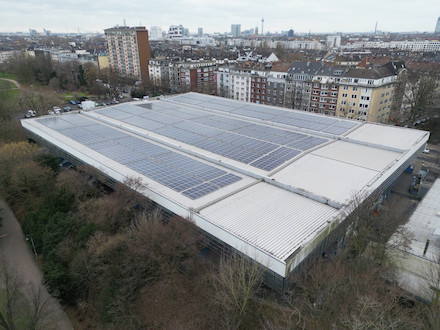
104,25,151,80
21,93,429,290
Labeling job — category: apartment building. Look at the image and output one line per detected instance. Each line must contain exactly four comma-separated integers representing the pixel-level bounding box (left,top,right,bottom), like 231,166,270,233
148,59,171,87
178,61,216,93
230,68,251,102
168,25,184,39
335,63,401,122
285,62,321,110
309,66,345,116
149,59,216,93
344,40,440,52
250,71,268,105
216,67,231,98
266,68,288,107
104,26,151,80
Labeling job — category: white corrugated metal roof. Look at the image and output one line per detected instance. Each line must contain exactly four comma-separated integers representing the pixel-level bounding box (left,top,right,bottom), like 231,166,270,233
346,124,427,151
272,154,379,205
200,182,340,261
310,141,401,172
21,93,429,278
403,179,440,259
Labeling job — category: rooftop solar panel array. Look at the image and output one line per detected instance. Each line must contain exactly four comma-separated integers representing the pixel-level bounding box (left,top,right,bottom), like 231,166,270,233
96,103,330,172
36,116,242,200
169,93,359,134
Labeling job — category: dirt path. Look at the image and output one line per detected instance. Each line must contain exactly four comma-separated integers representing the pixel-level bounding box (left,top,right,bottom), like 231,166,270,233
0,198,73,330
0,77,20,89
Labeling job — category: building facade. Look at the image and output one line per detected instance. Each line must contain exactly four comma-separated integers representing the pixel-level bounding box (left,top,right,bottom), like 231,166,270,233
149,59,171,88
104,26,151,80
309,66,344,116
149,59,217,94
231,24,241,37
266,70,287,107
285,62,321,111
250,73,268,105
335,64,400,122
168,25,184,39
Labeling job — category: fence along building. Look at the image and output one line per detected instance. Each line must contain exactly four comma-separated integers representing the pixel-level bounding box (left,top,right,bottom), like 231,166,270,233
21,93,428,290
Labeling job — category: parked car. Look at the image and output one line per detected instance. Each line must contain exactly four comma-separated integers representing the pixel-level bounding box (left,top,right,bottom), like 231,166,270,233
69,100,76,105
53,106,61,114
423,149,430,154
24,109,36,118
63,106,72,112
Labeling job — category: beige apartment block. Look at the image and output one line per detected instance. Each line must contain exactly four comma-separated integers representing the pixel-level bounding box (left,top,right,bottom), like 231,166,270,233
335,64,401,123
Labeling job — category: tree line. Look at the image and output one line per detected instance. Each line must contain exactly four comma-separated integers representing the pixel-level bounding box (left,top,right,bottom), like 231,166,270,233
0,138,440,328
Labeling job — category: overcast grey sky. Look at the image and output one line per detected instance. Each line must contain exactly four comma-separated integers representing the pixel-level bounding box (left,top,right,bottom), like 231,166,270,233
0,0,439,34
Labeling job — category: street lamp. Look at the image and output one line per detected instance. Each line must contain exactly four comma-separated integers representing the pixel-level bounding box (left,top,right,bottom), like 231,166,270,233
25,234,38,262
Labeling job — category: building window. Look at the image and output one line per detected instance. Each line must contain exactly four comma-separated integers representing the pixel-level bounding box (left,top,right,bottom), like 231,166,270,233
343,86,349,90
351,95,357,99
342,93,347,97
352,87,358,91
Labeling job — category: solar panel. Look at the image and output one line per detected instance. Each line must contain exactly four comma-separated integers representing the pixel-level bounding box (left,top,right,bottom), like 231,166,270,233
140,112,182,125
286,136,328,150
210,173,242,188
123,116,165,131
323,126,350,135
250,155,286,171
37,114,242,199
96,108,134,120
182,182,220,199
37,117,75,130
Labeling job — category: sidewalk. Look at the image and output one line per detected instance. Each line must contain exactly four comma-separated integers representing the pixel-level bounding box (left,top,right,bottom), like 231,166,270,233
0,198,73,330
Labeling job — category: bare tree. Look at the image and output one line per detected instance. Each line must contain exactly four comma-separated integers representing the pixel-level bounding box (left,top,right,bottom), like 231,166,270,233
396,69,440,124
0,255,51,330
212,252,266,329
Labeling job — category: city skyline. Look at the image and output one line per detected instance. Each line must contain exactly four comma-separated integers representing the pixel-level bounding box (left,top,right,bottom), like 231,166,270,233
0,0,439,34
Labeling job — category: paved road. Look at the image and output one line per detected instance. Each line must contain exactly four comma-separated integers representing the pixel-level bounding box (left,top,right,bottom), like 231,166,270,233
0,198,73,330
0,77,20,89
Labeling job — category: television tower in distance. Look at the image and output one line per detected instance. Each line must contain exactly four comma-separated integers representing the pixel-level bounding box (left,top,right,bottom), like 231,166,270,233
261,18,264,36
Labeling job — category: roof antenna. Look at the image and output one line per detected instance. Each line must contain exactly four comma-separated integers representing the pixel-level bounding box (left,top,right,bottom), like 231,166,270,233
123,18,126,26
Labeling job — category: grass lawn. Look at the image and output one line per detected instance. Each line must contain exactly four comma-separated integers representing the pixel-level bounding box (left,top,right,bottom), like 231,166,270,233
0,288,32,328
0,72,17,80
0,79,16,89
62,91,87,102
0,88,20,101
